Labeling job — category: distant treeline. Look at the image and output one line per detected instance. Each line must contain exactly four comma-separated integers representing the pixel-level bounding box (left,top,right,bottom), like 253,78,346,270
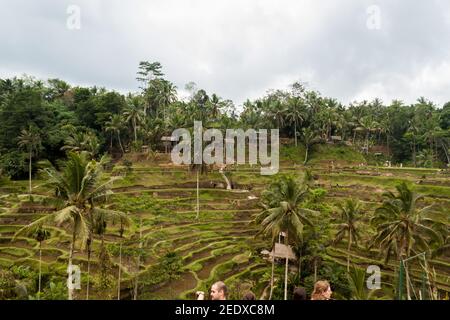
0,61,449,178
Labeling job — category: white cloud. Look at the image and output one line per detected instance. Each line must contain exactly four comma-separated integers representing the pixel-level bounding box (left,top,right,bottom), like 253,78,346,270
0,0,449,107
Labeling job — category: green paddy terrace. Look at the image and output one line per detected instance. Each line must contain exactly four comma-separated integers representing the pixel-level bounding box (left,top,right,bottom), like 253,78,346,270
0,144,449,299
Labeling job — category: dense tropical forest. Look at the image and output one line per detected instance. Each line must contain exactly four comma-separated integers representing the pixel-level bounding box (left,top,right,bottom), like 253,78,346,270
0,61,449,300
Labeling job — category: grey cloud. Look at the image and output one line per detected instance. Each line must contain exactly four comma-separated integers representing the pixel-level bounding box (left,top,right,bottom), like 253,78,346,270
0,0,449,107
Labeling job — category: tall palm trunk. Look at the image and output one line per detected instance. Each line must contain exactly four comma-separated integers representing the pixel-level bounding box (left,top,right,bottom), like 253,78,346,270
303,146,309,165
386,134,390,157
284,233,289,300
86,238,91,300
38,240,42,299
196,170,200,220
133,118,137,144
347,234,352,272
68,228,76,300
28,149,32,196
314,257,317,283
365,131,369,154
117,242,122,300
314,259,317,283
294,121,297,147
133,216,142,300
269,241,275,300
298,246,302,279
117,131,125,155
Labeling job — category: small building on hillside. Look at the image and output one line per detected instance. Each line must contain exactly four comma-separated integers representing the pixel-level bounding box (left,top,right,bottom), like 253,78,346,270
161,136,178,153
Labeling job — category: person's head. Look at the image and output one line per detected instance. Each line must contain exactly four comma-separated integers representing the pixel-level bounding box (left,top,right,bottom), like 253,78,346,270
210,281,227,300
243,291,256,300
293,286,307,300
311,280,332,300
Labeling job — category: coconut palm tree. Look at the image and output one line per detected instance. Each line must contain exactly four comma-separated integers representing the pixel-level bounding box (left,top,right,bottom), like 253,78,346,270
347,265,385,300
62,131,100,159
15,152,122,300
18,126,41,196
370,182,445,299
31,227,50,299
84,207,130,300
105,115,125,155
152,79,177,122
371,182,444,262
333,199,362,271
209,93,224,119
124,97,144,145
301,128,321,165
254,176,316,300
285,97,306,146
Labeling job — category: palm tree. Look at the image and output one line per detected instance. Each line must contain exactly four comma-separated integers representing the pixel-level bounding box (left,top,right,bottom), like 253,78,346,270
347,266,383,300
333,199,362,271
85,208,129,300
357,116,378,154
105,115,125,155
15,152,122,300
209,93,224,119
407,120,419,167
370,182,445,299
152,79,177,122
301,128,321,165
18,126,41,196
124,97,144,145
62,131,100,159
254,176,316,300
285,97,305,146
32,227,50,299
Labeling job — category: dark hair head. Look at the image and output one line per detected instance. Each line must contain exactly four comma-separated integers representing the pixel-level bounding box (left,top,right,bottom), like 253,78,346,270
243,291,256,300
293,286,307,300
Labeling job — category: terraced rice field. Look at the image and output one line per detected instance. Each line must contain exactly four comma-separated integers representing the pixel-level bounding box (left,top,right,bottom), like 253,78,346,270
0,152,449,299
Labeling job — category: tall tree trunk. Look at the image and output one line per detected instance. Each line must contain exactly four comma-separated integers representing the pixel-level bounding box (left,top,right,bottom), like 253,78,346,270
110,133,113,153
294,121,297,147
117,242,122,300
117,132,125,155
412,136,417,167
314,259,317,284
86,238,91,300
68,228,76,300
196,170,200,220
304,146,309,165
347,234,352,272
441,140,450,165
28,150,32,196
298,246,302,280
365,131,369,154
133,118,137,145
38,241,42,300
133,216,142,300
284,233,289,300
386,134,390,157
269,242,275,300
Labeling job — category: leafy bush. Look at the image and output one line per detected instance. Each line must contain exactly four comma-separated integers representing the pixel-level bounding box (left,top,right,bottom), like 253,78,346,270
0,151,27,179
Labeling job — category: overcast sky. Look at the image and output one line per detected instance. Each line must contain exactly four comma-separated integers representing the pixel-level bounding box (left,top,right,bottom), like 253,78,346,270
1,0,449,108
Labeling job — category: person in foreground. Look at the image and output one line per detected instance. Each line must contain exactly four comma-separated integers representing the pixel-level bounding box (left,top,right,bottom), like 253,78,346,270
311,280,333,300
196,281,227,300
293,286,307,300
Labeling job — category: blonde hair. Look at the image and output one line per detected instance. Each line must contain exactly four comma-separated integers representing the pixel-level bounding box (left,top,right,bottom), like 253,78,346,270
311,280,330,300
